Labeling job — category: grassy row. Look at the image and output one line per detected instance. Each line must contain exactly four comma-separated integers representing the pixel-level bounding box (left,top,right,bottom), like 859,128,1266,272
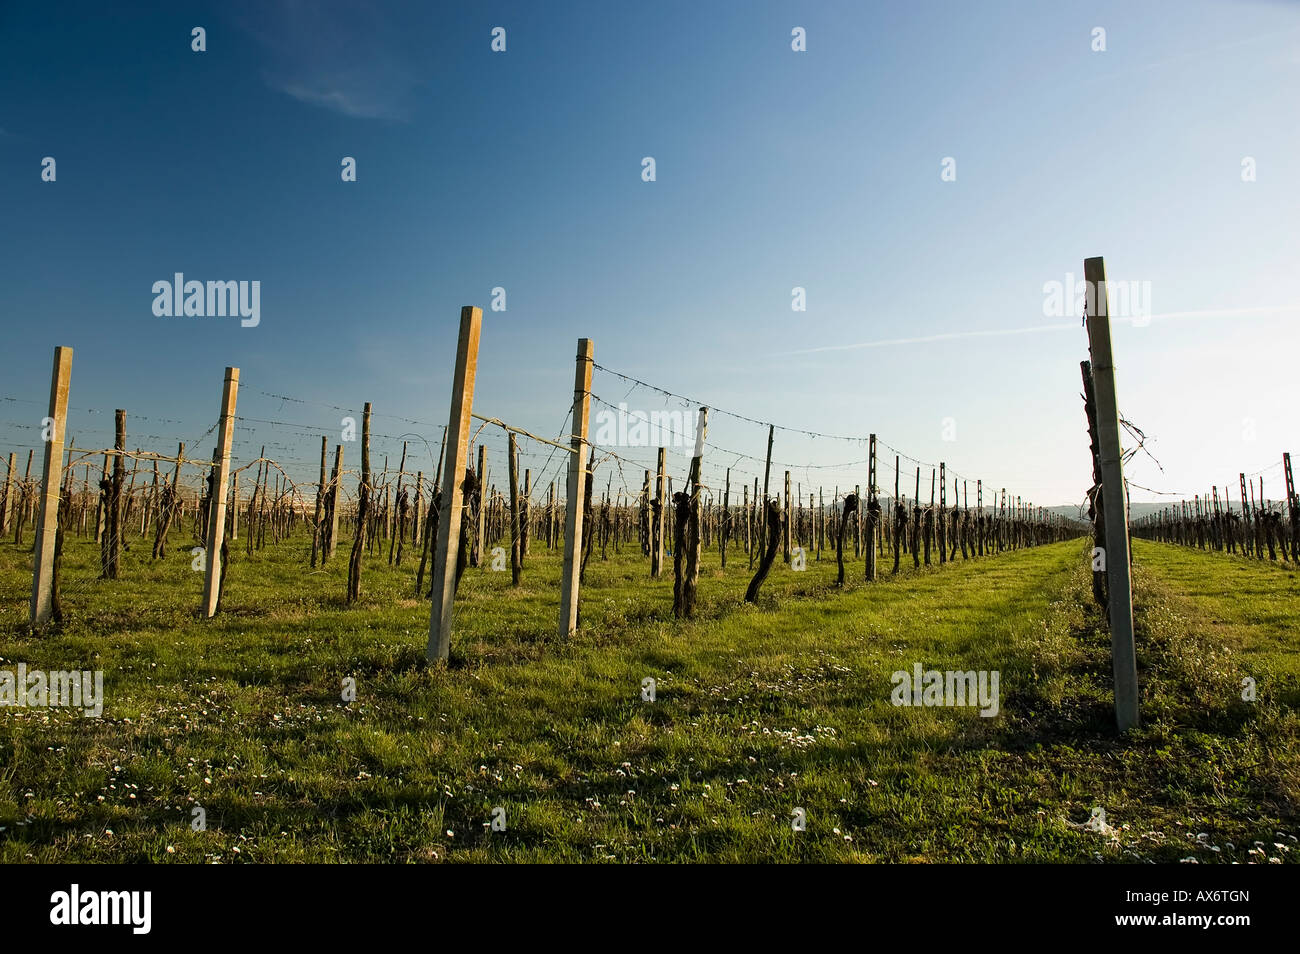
0,528,1295,862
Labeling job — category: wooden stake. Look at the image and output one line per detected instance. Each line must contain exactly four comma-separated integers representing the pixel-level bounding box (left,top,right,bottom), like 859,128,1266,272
202,367,239,618
0,452,14,535
522,467,531,558
743,483,751,562
229,470,238,540
559,338,594,638
427,307,483,662
721,467,730,569
546,482,555,549
100,412,126,579
652,447,666,577
678,407,708,617
783,470,792,563
937,463,947,565
1284,452,1298,562
346,404,372,603
865,434,878,581
1084,256,1139,732
388,441,408,564
327,443,343,560
29,346,72,626
473,444,487,567
311,435,327,568
817,489,824,562
508,431,522,585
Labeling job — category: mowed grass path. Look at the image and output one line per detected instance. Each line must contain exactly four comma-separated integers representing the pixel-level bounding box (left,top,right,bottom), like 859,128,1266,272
1131,540,1300,687
0,528,1295,862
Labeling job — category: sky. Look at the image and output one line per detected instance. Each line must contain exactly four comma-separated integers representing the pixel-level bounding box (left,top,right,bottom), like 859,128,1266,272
2,0,1298,513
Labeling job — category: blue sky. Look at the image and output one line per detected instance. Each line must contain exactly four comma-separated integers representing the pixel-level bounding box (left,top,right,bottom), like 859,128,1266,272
2,0,1298,510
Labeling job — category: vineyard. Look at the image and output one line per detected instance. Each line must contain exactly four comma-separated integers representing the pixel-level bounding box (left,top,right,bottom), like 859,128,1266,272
0,322,1081,644
1131,459,1300,562
1,288,1298,864
8,0,1300,928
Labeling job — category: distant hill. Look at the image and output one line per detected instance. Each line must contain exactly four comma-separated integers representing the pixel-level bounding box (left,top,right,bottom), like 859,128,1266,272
1045,502,1181,523
869,499,1169,525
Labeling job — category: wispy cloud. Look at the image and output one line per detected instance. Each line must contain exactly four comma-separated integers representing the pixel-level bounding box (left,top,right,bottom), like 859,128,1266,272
232,0,426,121
1052,28,1300,95
785,322,1075,356
781,306,1300,356
273,77,411,121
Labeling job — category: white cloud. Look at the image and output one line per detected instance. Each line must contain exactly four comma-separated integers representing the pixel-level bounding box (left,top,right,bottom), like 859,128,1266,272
781,306,1300,357
233,0,426,121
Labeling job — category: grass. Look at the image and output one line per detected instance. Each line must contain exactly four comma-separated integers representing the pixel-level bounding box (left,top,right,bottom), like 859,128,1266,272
0,524,1296,862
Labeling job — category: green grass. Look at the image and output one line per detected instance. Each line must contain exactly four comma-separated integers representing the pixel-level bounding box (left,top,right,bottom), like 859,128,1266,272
1128,541,1300,687
0,525,1295,862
